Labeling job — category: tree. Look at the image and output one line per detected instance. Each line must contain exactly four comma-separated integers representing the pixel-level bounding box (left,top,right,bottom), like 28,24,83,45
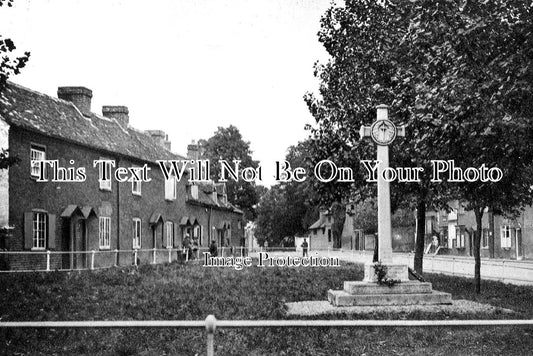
0,0,26,169
306,0,533,292
305,0,455,274
202,125,260,221
255,140,318,246
0,0,30,90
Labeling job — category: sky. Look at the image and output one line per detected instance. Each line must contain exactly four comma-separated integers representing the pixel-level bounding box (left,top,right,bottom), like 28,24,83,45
0,0,336,186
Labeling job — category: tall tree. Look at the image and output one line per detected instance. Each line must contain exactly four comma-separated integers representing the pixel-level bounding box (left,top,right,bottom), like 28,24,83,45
306,0,533,291
305,0,454,274
0,0,30,90
255,140,318,246
0,0,27,168
202,125,260,221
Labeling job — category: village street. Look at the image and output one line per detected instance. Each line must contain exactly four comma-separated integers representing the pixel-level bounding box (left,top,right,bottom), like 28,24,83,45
251,249,533,286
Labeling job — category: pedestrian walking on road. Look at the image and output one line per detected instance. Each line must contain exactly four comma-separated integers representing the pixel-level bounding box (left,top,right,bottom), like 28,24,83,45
301,238,309,257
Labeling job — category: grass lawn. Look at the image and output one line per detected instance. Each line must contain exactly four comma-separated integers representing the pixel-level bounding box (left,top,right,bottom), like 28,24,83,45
0,261,532,355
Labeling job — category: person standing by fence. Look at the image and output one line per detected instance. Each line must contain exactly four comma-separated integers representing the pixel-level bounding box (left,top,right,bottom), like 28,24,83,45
209,240,218,257
301,238,308,257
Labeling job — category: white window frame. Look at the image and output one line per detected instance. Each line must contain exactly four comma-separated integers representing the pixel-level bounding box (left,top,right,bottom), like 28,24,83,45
133,218,141,249
132,166,141,195
191,184,198,199
456,232,465,248
30,145,46,178
99,158,112,191
193,225,200,240
99,217,111,249
32,212,47,250
166,221,174,248
165,176,177,200
501,225,512,249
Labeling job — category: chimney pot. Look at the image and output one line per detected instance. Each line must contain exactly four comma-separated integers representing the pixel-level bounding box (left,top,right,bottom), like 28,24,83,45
187,140,200,160
146,130,172,151
102,106,129,126
57,86,92,117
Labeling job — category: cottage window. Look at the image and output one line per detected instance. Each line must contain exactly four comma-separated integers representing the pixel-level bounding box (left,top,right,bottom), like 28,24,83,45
24,211,55,250
98,159,113,191
500,225,512,248
165,177,177,200
30,145,46,178
133,218,141,249
99,217,111,249
132,167,141,195
32,212,47,249
456,232,465,248
165,221,174,248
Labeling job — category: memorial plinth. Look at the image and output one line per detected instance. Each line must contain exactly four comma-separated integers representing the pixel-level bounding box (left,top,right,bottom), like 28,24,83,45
328,105,452,307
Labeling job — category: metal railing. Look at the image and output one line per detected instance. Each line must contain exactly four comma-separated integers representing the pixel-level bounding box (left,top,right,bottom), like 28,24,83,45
1,316,532,356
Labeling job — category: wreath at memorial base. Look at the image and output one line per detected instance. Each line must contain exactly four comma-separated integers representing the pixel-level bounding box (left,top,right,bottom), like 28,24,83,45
373,261,401,287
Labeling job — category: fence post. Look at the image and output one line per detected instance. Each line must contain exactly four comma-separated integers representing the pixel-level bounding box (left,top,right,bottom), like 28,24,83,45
46,250,51,272
205,314,216,356
168,248,172,263
114,249,119,266
152,248,156,264
186,249,189,262
90,250,95,270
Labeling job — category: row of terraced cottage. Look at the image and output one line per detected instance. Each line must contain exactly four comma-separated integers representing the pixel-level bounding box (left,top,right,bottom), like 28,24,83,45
0,83,244,270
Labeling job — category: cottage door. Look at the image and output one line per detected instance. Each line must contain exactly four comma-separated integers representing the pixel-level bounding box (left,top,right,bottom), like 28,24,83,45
61,223,70,270
76,220,86,269
70,219,76,270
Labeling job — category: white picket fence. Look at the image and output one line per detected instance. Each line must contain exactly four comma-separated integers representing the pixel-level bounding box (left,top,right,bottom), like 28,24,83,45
0,246,249,273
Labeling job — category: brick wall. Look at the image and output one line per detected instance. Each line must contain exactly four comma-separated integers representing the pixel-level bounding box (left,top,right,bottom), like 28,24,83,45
5,126,244,270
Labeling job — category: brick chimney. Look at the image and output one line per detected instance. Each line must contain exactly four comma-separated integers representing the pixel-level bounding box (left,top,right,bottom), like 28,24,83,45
102,106,129,127
57,86,92,117
187,140,199,160
146,130,172,151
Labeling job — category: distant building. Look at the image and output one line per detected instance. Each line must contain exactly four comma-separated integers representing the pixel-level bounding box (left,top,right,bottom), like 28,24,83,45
340,203,414,252
307,207,334,250
426,200,532,260
0,82,243,270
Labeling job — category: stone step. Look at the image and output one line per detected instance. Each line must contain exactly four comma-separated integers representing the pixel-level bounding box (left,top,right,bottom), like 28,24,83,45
328,289,452,307
344,281,433,295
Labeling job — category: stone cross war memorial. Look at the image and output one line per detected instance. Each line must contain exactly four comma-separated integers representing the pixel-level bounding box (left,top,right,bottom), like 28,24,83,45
328,105,452,306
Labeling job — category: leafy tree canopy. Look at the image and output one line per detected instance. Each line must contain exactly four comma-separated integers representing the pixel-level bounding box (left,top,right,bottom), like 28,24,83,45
202,125,260,221
306,0,533,287
0,0,30,90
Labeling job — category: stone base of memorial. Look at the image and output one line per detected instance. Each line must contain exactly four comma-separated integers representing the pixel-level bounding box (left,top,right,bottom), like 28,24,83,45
328,263,452,307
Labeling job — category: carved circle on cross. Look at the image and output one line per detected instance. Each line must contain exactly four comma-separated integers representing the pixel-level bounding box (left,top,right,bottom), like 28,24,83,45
370,119,397,146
